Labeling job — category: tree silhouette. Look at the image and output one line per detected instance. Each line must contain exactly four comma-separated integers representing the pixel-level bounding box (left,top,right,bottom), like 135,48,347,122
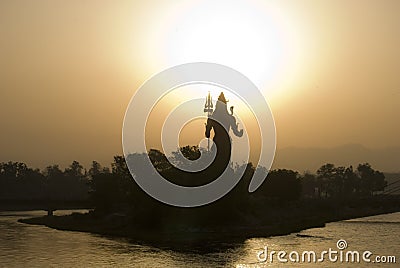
300,172,318,198
258,169,301,203
44,162,88,201
357,163,387,196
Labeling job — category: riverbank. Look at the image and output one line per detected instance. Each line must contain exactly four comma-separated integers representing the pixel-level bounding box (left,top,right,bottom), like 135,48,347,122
19,196,400,244
0,200,92,212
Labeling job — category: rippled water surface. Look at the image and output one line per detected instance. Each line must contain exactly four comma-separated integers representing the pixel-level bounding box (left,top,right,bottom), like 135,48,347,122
0,210,399,267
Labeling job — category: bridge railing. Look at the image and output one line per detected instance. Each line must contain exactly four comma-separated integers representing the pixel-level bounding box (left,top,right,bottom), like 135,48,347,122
382,179,400,195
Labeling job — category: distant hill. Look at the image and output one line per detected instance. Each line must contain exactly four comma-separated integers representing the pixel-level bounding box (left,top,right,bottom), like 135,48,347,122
272,144,400,173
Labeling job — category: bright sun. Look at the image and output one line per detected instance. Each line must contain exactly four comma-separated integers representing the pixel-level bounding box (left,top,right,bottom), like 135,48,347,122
150,0,303,98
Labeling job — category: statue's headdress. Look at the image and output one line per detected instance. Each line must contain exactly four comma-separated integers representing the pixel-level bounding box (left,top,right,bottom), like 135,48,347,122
218,92,228,104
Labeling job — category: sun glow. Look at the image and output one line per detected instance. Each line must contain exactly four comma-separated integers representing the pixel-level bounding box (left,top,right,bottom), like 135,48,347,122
149,0,304,99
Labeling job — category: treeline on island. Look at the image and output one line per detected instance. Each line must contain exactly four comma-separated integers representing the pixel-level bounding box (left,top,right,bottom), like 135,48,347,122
1,146,388,210
11,146,400,240
0,161,88,202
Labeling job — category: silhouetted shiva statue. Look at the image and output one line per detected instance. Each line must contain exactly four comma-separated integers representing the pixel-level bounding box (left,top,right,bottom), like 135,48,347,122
160,92,244,187
205,92,243,155
203,92,243,180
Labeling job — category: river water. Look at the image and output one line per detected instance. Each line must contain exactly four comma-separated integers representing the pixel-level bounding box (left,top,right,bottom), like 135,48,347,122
0,210,398,267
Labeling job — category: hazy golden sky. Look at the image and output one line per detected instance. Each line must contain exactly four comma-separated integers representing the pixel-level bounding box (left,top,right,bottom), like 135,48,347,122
1,0,399,168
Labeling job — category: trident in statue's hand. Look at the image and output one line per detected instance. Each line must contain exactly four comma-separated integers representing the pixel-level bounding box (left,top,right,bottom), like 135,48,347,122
204,91,214,151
